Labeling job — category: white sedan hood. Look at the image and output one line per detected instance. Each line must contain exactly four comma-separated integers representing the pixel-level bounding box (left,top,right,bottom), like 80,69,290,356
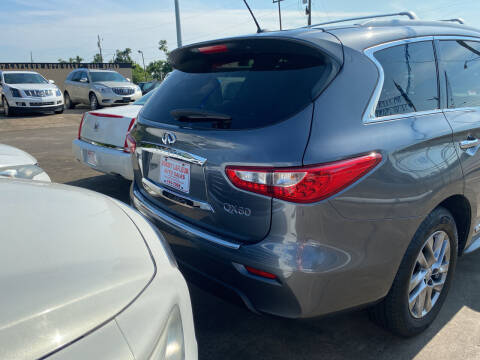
0,144,36,168
0,180,155,359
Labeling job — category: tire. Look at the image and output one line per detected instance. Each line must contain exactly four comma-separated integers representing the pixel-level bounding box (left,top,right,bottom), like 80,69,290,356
2,96,13,117
64,92,75,109
369,207,458,337
89,93,100,110
54,107,64,114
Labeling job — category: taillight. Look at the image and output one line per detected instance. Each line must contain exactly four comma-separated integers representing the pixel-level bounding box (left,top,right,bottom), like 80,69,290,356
77,113,85,140
89,112,123,118
197,44,228,54
225,153,382,203
125,133,136,154
123,118,136,153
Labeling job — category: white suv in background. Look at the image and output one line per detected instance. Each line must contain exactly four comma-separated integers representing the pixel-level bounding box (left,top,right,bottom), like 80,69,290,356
64,69,142,110
0,71,64,117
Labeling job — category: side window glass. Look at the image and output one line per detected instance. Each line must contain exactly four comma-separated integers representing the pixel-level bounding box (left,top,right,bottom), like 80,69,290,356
438,40,480,109
374,41,439,118
80,71,88,82
71,72,81,82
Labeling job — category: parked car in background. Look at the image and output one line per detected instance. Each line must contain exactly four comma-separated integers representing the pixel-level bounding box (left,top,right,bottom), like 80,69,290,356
0,71,64,116
64,69,142,111
72,90,156,180
139,80,162,95
0,143,50,181
130,14,480,337
0,179,197,359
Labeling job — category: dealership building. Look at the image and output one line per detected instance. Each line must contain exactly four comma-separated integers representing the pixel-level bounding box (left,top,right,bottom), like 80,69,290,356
0,63,133,91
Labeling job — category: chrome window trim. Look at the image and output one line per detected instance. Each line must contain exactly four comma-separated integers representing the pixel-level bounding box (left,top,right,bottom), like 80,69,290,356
362,35,480,124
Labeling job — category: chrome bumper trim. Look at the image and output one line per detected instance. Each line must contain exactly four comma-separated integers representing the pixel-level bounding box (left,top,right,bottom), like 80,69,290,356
132,187,240,250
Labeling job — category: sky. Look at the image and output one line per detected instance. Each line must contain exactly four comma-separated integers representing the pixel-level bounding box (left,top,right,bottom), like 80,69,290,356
2,0,480,65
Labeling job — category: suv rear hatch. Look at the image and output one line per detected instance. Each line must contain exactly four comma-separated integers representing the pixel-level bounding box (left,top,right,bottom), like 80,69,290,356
132,34,342,243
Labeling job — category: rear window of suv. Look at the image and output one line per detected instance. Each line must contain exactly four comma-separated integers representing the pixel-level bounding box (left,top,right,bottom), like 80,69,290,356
140,42,338,130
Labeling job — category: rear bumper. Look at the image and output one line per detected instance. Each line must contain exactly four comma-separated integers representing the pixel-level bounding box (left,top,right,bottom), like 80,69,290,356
72,139,133,180
131,183,416,319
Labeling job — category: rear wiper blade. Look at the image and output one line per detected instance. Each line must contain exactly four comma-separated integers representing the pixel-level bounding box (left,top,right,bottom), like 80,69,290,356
170,109,232,123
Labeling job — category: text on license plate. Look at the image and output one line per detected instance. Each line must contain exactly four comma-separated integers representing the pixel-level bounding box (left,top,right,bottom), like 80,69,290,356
160,157,190,193
86,150,97,166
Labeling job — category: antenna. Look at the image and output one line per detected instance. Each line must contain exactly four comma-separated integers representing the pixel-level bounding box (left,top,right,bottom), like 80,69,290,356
242,0,263,33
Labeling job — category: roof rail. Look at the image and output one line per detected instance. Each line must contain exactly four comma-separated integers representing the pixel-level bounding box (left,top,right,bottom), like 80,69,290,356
306,11,418,28
440,18,465,24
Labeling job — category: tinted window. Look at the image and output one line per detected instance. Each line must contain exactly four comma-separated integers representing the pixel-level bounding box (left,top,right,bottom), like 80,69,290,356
133,89,156,105
90,71,127,83
374,41,439,118
141,52,336,130
4,73,48,84
66,72,74,81
71,71,82,82
438,40,480,109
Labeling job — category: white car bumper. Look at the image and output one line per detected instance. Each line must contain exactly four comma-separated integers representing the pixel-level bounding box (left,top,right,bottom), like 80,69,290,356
9,95,64,111
73,139,133,180
94,90,142,107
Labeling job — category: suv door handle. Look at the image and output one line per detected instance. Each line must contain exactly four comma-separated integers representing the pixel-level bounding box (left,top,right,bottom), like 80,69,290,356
460,139,480,150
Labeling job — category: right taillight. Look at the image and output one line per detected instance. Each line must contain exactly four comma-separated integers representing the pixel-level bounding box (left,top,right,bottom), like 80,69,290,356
123,118,137,153
77,113,85,140
125,133,136,154
225,153,382,203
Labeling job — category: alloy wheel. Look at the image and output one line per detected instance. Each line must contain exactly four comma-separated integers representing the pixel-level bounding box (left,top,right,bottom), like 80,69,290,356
90,94,98,110
3,98,9,116
408,230,450,319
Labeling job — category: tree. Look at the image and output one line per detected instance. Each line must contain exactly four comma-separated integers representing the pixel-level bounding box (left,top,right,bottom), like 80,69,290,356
93,53,103,63
146,60,171,81
111,48,133,64
57,56,83,64
132,63,151,84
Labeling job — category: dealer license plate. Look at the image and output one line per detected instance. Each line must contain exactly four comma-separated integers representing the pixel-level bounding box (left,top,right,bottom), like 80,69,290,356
160,156,190,193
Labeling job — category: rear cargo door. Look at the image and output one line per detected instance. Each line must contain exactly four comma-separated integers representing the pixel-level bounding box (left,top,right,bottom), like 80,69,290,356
133,35,343,243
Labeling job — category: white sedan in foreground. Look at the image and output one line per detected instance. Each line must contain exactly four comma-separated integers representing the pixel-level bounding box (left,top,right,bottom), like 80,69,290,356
0,180,197,359
72,91,155,180
0,143,50,181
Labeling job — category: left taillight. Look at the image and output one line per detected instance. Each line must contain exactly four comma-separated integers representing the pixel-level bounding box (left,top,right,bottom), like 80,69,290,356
123,118,136,153
77,113,85,140
225,153,382,203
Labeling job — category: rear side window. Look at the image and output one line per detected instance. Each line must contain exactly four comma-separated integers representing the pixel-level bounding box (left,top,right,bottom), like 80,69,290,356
438,40,480,109
140,40,338,130
374,41,439,118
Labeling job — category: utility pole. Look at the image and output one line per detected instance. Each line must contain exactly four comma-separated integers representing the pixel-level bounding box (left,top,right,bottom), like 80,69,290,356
97,35,103,62
273,0,284,30
174,0,183,47
30,51,33,63
138,50,147,82
304,0,312,25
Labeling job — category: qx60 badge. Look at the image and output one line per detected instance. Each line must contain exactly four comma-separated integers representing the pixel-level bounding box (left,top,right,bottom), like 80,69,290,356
223,203,251,217
161,132,176,145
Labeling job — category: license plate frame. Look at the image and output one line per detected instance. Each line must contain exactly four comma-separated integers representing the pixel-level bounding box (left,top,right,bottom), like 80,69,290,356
159,156,190,194
86,150,98,166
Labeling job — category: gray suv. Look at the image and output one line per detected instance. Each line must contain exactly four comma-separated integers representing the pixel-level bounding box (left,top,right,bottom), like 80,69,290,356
129,13,480,336
63,69,141,110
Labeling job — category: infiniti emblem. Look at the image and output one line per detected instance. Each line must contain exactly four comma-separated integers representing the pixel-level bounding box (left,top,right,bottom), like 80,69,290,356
161,132,176,145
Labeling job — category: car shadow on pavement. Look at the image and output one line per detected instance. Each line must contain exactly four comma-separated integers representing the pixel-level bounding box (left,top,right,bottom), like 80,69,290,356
66,174,480,360
190,250,480,360
65,174,131,203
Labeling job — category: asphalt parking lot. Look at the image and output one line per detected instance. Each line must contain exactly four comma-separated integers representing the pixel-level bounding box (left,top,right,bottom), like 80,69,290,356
1,110,479,360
